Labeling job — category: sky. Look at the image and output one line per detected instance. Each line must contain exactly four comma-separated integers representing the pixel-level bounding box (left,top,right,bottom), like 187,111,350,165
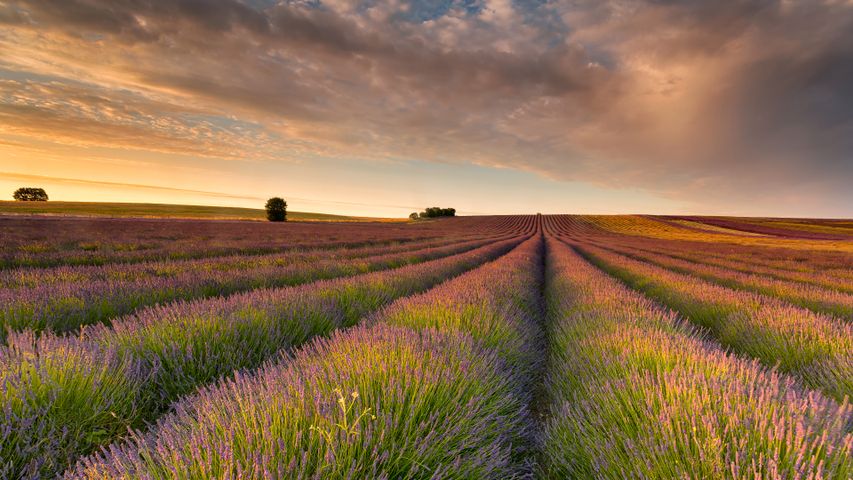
1,0,851,217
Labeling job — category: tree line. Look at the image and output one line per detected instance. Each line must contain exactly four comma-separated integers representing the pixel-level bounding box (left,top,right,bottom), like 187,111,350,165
409,207,456,220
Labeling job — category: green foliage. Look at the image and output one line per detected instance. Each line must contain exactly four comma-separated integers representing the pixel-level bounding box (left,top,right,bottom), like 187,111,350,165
417,207,455,218
265,197,287,222
13,187,48,201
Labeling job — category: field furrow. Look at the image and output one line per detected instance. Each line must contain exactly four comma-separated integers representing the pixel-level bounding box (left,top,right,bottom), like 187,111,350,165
1,216,537,269
573,242,853,402
0,236,525,478
0,234,512,341
2,213,850,480
589,240,853,320
538,236,852,478
600,240,853,294
596,236,853,281
2,222,428,269
66,235,544,479
0,233,488,290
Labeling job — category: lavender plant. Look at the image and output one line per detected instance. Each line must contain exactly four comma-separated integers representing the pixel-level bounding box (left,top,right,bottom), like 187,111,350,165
539,237,852,479
0,237,524,478
576,243,853,402
0,235,510,340
590,240,853,320
65,236,545,478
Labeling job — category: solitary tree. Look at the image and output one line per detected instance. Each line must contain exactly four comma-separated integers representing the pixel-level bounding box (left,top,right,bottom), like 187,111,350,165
265,197,287,222
13,187,48,201
409,212,419,220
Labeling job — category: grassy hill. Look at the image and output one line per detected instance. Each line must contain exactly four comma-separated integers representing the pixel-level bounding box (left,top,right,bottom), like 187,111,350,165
0,201,401,222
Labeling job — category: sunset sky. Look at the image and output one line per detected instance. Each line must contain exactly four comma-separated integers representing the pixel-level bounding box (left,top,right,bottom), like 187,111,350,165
1,0,851,217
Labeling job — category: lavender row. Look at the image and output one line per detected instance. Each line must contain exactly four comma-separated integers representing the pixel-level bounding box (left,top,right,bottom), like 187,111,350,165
542,215,853,279
590,240,853,320
1,216,436,269
66,236,544,479
0,234,507,341
1,215,539,269
672,216,853,241
0,233,488,289
0,236,524,478
599,238,853,294
575,242,853,402
578,228,853,281
539,237,852,478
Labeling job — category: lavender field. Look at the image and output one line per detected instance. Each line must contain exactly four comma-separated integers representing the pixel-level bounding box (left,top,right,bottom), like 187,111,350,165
1,215,851,479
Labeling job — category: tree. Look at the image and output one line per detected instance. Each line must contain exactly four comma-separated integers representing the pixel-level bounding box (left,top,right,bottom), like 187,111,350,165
265,197,287,222
409,212,419,220
13,187,48,201
423,207,441,218
417,206,455,218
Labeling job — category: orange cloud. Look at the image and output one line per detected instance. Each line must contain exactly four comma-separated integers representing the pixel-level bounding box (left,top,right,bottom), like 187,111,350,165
1,0,851,214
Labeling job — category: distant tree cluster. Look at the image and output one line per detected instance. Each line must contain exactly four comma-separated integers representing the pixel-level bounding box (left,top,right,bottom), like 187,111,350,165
13,187,48,201
265,197,287,222
410,207,456,219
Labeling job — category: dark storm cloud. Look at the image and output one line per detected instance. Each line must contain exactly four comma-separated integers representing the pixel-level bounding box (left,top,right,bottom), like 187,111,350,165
1,0,851,212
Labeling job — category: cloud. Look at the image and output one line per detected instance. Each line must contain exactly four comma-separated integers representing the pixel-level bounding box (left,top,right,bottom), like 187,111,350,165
0,172,268,201
0,77,289,159
1,0,851,213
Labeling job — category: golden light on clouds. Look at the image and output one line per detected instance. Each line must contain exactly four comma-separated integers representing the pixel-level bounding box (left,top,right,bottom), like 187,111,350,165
1,0,851,216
